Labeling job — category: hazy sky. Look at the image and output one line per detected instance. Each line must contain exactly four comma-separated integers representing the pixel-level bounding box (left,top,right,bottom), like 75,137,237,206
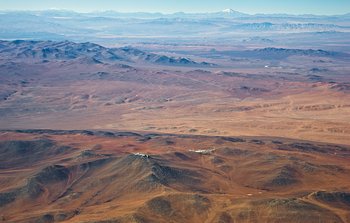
0,0,349,15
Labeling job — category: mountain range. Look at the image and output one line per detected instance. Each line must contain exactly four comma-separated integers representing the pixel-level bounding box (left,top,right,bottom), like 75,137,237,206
0,9,349,44
0,40,212,66
4,8,348,18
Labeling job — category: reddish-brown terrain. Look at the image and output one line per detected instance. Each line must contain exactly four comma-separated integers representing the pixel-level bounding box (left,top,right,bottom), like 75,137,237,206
1,41,350,145
0,130,349,223
0,38,350,223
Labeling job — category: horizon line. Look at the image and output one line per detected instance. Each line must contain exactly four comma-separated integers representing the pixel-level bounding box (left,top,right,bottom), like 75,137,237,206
0,8,349,16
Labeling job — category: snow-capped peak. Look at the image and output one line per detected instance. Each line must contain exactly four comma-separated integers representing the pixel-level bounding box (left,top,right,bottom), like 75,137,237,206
222,8,235,13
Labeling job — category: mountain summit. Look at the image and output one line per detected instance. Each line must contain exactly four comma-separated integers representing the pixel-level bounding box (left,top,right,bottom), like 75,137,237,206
222,8,237,13
218,8,248,16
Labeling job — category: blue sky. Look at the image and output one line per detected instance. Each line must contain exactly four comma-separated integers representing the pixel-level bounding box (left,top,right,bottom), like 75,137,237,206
0,0,349,15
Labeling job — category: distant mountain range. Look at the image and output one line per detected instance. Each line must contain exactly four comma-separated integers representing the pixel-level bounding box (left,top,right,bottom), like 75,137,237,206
207,47,349,60
2,9,348,18
1,40,348,68
0,9,349,45
0,40,213,66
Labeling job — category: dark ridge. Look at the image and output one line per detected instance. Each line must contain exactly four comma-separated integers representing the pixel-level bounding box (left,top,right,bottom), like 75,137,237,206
10,129,142,137
33,165,69,183
137,136,153,142
146,197,173,217
266,174,298,188
77,157,113,170
217,212,234,223
16,213,57,223
240,86,270,93
18,178,44,199
0,191,17,207
143,133,164,139
13,129,95,135
2,130,349,152
150,162,202,186
0,139,54,155
20,165,70,199
280,143,326,153
211,156,224,164
277,142,350,155
93,131,116,137
48,158,114,201
36,214,54,223
221,137,246,143
262,165,299,189
272,140,283,144
312,191,350,207
142,194,211,219
217,148,252,156
78,150,97,158
320,164,345,172
54,212,76,222
262,198,310,209
264,166,299,187
0,165,70,206
0,139,73,168
250,139,265,145
97,131,141,137
173,152,191,160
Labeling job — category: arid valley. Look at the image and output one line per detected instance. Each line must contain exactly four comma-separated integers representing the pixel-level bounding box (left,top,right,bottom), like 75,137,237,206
0,7,350,223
